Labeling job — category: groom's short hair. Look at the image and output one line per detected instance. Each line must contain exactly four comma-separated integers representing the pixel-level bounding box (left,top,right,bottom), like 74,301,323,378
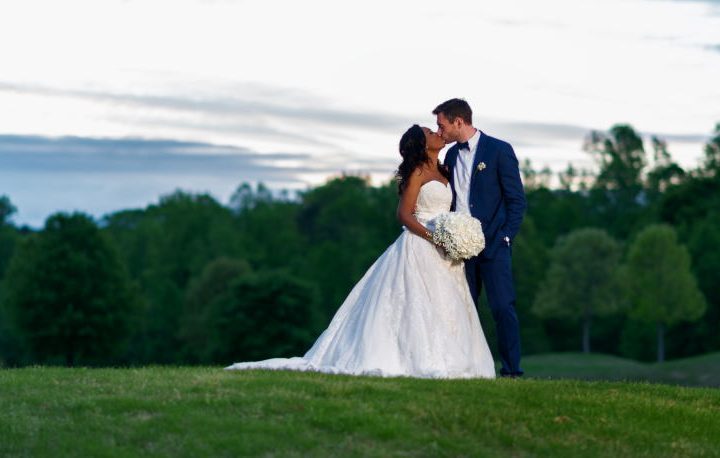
433,98,472,125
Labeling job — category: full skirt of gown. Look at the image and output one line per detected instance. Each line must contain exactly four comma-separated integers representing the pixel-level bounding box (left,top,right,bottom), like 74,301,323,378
225,216,496,379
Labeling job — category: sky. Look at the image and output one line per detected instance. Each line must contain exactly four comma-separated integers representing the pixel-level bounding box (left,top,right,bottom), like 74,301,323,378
1,0,719,227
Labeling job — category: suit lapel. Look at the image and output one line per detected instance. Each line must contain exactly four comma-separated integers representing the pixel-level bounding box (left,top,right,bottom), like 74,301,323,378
446,146,459,186
445,146,459,211
470,131,489,190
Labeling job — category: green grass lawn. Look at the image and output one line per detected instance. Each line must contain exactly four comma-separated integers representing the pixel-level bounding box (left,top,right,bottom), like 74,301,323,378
523,352,720,387
1,367,719,457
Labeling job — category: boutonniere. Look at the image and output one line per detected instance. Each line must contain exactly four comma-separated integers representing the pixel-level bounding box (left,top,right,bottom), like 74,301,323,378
474,162,487,176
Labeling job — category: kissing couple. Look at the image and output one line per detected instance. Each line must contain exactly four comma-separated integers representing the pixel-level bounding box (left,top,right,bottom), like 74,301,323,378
227,98,527,379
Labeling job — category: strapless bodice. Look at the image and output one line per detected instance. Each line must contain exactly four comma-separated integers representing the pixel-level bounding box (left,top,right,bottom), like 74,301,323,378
413,180,452,225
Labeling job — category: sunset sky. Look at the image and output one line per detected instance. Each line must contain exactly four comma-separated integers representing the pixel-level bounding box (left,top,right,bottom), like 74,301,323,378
1,0,719,227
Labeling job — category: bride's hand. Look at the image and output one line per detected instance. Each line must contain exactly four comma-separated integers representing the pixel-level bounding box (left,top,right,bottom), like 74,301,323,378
425,230,441,249
428,232,448,255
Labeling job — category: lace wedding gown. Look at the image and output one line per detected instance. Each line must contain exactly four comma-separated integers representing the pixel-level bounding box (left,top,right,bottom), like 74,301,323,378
225,180,496,379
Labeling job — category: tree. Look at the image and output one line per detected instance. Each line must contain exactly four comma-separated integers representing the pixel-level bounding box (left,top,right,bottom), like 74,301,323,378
229,182,275,212
510,216,552,354
102,190,243,363
584,124,646,194
680,214,720,353
0,196,16,226
701,122,720,177
623,224,706,362
0,196,22,366
656,166,720,357
178,257,252,363
583,124,651,238
231,184,306,271
645,137,685,200
558,163,593,192
194,269,322,363
520,159,552,191
297,176,399,319
4,212,136,366
525,187,592,247
532,228,624,353
0,196,19,280
659,174,720,230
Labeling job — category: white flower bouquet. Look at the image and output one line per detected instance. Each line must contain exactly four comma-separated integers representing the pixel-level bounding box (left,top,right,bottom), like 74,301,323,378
432,212,485,260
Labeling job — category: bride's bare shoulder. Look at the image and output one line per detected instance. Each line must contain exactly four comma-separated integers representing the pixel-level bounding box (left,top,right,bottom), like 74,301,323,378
406,167,426,185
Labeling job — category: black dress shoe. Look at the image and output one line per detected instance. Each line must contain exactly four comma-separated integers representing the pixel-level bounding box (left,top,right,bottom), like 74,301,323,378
500,373,523,379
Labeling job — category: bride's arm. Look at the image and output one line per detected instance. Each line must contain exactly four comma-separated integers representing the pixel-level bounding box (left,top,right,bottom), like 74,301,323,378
396,170,435,244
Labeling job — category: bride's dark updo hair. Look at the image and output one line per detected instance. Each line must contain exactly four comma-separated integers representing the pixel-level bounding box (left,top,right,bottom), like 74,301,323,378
395,124,449,195
396,125,427,195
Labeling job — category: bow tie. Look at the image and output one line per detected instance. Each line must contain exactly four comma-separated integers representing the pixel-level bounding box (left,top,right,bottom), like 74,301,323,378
457,141,470,151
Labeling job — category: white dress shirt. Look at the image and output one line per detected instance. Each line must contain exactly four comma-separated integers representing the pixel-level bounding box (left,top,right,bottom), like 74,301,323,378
453,129,481,214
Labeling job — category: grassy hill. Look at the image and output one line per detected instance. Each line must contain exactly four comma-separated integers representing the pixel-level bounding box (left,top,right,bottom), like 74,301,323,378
1,367,719,457
523,352,720,387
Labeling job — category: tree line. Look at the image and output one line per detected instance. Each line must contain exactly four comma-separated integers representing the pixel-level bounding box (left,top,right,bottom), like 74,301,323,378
0,122,718,367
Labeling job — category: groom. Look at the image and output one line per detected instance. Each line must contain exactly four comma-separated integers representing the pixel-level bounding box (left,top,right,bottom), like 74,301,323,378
434,98,527,377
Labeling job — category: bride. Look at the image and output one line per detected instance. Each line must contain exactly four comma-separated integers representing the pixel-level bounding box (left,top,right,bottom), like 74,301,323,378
225,125,496,379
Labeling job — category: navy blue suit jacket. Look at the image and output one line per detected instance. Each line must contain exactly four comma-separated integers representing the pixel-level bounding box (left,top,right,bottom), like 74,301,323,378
444,132,527,259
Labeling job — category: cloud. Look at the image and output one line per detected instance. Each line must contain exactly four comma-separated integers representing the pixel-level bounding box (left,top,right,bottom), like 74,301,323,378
659,0,720,8
670,0,720,4
479,118,591,146
0,134,401,228
0,134,308,226
0,134,333,177
474,118,711,149
662,0,720,15
644,132,713,143
104,113,335,148
1,79,710,154
0,81,408,133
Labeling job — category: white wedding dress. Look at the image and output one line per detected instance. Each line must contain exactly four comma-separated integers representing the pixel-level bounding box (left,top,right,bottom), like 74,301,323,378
225,180,496,379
